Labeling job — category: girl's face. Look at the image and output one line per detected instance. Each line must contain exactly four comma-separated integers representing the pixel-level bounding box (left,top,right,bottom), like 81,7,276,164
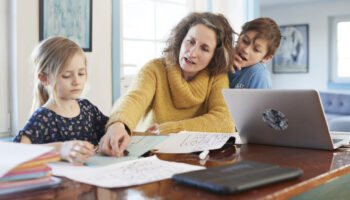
54,53,87,101
178,24,217,81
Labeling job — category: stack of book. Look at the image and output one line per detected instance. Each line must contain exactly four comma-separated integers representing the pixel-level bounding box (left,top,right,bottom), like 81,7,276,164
0,142,62,195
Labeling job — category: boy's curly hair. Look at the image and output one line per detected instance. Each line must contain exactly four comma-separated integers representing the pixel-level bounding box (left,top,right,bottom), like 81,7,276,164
240,17,282,57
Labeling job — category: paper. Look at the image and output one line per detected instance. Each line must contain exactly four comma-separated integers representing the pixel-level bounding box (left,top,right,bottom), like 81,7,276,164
154,131,235,153
49,156,204,188
86,135,168,167
86,155,138,167
0,141,53,177
127,135,168,156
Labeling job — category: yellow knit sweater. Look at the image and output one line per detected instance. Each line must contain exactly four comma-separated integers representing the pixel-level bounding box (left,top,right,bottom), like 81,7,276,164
106,58,235,134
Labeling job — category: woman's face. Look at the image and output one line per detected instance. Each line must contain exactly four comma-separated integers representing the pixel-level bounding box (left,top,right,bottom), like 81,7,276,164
178,24,217,81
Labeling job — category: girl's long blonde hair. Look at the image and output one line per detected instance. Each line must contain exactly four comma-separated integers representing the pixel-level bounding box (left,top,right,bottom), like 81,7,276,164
31,37,85,113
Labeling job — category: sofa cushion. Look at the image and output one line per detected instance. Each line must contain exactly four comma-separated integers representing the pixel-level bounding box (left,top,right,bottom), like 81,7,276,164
319,92,350,115
328,116,350,132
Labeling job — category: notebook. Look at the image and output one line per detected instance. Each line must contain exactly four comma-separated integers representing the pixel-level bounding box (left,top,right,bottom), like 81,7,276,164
222,89,350,150
172,160,302,194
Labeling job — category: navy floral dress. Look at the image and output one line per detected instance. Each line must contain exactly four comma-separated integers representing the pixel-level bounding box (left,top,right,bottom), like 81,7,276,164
13,99,108,146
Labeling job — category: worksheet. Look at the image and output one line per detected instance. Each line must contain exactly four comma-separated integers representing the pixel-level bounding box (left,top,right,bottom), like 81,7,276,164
153,131,236,153
48,156,204,188
86,135,168,167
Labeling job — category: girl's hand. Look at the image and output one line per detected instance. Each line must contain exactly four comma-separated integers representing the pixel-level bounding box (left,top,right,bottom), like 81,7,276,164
98,122,130,157
60,140,95,165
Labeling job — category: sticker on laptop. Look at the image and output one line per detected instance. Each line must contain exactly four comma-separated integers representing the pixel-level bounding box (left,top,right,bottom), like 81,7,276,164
262,108,288,131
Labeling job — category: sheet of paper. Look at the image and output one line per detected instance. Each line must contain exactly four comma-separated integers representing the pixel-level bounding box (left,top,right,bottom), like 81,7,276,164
86,155,138,167
0,141,53,177
49,156,204,188
153,131,235,153
86,135,168,167
127,135,168,156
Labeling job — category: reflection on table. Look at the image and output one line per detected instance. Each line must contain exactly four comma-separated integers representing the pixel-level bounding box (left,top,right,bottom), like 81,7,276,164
2,144,350,200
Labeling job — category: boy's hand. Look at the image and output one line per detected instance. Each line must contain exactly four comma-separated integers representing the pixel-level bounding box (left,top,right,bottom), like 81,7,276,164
230,52,242,73
229,63,242,74
60,140,95,166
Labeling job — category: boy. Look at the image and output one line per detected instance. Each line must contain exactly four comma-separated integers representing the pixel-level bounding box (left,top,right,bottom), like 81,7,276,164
228,17,281,88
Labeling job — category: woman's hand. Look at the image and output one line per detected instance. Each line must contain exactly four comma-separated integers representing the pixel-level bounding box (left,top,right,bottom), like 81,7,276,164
98,122,130,157
145,123,159,134
60,140,95,166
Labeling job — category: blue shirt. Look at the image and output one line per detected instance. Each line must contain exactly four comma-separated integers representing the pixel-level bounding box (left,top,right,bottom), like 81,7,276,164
13,99,108,146
228,62,271,89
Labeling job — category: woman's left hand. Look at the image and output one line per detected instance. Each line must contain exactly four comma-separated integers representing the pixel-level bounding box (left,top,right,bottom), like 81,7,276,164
145,123,159,134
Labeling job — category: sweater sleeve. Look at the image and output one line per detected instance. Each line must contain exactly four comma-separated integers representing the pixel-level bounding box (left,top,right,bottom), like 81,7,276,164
159,73,235,134
106,60,158,131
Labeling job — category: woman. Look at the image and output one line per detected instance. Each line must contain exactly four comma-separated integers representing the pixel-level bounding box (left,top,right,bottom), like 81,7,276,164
100,12,236,157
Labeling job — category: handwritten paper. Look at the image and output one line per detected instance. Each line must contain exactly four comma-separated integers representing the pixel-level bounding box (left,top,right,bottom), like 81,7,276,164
0,141,53,177
49,156,204,188
154,131,235,153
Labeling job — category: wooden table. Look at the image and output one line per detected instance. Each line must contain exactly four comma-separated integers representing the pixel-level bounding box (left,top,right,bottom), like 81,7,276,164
2,144,350,200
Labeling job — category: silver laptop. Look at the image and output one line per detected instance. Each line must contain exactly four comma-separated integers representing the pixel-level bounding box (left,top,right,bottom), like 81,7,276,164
222,89,350,150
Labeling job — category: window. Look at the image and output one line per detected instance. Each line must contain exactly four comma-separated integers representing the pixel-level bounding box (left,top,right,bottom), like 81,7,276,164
330,16,350,83
120,0,195,94
0,0,11,137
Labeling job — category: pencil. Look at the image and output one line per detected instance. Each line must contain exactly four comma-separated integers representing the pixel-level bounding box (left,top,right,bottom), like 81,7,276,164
132,131,160,136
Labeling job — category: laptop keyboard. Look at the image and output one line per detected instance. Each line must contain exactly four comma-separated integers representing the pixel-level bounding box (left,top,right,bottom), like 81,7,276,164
332,138,343,144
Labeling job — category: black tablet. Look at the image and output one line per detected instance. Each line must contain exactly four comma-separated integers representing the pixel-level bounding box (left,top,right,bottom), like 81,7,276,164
172,160,302,194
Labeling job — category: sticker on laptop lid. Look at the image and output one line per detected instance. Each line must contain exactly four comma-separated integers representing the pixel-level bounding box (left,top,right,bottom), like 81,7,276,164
262,108,288,131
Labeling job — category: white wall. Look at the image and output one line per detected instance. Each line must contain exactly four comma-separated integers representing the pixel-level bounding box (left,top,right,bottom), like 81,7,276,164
212,0,245,34
261,0,350,90
14,0,112,134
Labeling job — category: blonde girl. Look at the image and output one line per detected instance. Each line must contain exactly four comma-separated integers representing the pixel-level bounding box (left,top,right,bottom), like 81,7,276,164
14,37,108,165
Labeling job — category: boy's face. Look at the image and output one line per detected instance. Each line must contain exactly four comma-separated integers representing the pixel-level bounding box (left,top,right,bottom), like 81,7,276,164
233,31,273,68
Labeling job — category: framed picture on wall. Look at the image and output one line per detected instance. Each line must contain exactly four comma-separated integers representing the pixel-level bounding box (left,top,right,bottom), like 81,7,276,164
39,0,92,52
272,24,309,73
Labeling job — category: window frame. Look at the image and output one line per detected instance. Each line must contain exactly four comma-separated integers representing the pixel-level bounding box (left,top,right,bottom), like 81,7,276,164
329,15,350,83
119,0,196,96
0,0,12,138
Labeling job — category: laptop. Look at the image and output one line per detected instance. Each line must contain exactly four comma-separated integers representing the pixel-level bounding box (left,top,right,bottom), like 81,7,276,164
222,89,350,150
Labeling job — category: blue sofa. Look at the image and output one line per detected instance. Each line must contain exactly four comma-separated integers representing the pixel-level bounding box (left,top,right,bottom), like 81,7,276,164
319,91,350,132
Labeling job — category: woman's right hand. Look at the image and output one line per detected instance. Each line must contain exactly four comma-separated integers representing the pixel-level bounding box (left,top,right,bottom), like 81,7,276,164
60,140,95,166
98,122,130,157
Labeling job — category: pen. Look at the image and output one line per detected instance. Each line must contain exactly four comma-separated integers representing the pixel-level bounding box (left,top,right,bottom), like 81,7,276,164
199,150,209,160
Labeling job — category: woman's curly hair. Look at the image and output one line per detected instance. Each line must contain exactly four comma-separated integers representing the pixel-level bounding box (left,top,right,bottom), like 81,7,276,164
163,12,236,76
